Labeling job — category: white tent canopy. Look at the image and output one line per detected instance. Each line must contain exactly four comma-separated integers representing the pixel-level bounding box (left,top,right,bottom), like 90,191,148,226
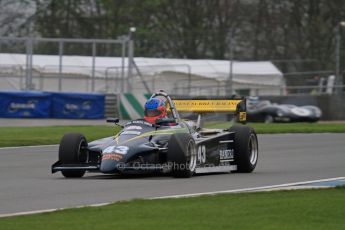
0,53,284,95
134,58,283,86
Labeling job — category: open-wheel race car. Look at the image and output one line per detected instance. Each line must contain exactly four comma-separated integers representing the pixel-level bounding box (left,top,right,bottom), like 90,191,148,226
52,90,258,178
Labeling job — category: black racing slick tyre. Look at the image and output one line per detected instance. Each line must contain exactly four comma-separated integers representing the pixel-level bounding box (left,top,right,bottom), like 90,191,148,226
58,133,88,178
167,133,197,178
230,125,258,173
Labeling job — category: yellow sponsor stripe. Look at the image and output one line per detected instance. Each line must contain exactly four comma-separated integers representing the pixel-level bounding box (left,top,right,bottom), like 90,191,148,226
171,99,242,113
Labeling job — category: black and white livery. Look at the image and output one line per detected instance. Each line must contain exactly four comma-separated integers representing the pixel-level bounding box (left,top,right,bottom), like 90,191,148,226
52,90,259,178
246,97,322,123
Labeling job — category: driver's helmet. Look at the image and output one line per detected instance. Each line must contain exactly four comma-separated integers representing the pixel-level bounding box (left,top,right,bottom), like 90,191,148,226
144,98,167,124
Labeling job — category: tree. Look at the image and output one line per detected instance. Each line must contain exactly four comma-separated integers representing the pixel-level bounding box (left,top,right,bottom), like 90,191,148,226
19,0,345,78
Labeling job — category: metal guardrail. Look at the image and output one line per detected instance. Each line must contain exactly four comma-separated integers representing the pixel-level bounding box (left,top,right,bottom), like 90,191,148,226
1,61,343,95
0,63,192,94
1,36,343,96
171,83,345,96
0,37,128,92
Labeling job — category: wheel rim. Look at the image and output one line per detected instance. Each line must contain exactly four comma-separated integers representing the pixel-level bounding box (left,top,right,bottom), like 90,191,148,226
187,140,197,172
78,139,88,163
248,134,258,165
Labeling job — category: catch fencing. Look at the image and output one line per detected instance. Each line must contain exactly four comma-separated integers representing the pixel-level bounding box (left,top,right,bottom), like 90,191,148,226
1,37,344,96
0,37,127,92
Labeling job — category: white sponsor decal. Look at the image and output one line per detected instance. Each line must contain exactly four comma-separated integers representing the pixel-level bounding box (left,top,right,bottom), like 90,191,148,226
121,131,141,135
197,145,206,164
103,146,129,155
64,101,92,111
65,104,78,110
131,120,152,126
10,102,36,109
126,126,143,130
219,149,234,161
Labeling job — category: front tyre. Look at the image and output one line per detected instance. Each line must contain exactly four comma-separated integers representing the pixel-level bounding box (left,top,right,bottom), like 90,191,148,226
167,133,197,178
230,125,258,173
59,133,88,178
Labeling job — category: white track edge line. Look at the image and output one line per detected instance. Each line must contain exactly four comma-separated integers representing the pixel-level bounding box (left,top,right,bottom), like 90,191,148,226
150,176,345,199
0,202,111,218
0,177,344,218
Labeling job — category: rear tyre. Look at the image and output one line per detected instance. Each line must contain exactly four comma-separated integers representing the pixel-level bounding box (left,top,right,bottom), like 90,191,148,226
230,125,258,173
167,133,196,178
59,133,88,178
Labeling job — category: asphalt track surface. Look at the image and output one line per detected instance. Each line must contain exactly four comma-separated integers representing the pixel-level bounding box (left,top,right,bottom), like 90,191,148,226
0,133,344,216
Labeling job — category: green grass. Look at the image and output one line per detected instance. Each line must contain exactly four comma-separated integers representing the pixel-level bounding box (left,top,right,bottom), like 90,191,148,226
1,187,345,230
0,122,344,147
0,126,119,147
206,122,345,134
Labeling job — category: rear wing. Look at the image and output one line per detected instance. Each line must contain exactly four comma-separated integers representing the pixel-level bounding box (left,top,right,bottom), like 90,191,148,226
171,97,247,123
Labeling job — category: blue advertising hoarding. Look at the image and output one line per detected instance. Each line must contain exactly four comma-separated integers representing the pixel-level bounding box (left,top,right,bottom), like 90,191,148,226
0,91,51,118
51,92,105,119
0,91,105,119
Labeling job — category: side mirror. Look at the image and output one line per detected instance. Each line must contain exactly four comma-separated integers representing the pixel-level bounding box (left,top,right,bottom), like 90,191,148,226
196,114,202,131
155,118,176,125
106,117,120,124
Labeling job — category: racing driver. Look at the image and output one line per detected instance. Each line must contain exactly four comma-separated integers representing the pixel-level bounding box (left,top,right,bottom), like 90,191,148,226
144,98,168,124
